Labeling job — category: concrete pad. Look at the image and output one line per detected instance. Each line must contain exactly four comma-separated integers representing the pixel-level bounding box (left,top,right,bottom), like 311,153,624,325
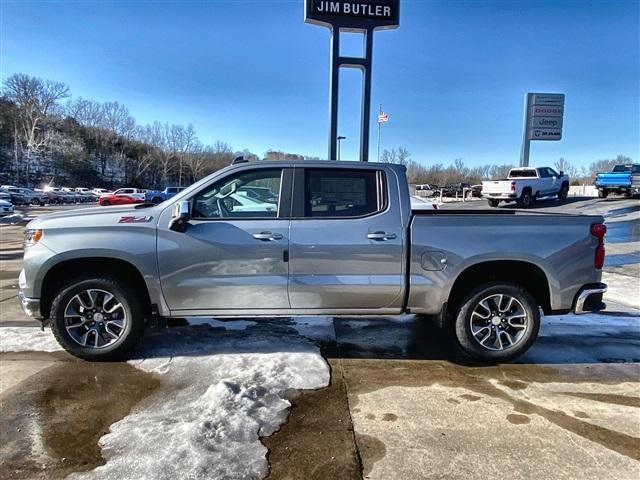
341,360,640,480
0,358,57,395
263,359,360,480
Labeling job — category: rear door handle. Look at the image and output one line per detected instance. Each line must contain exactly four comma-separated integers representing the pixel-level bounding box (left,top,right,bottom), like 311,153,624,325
367,231,397,241
253,231,283,241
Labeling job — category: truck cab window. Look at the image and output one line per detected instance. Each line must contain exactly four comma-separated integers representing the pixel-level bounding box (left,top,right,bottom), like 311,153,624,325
304,169,383,218
192,168,282,219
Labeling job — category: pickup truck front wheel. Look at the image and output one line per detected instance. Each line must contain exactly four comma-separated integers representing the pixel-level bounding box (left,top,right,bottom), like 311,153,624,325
50,277,146,361
454,282,540,362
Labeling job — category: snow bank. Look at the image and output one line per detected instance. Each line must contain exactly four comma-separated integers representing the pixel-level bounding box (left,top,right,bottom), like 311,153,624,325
0,327,62,352
0,213,30,225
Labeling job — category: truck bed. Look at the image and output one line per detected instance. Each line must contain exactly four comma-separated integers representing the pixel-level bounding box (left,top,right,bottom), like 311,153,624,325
406,211,603,315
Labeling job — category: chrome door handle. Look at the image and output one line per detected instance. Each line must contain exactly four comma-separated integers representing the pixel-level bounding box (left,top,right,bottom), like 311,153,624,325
367,231,397,241
253,232,283,241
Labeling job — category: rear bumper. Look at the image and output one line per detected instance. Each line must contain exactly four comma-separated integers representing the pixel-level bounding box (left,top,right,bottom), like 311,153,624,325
573,283,607,314
483,193,517,200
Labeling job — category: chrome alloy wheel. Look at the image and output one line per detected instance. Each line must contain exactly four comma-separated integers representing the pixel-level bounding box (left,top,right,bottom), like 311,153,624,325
469,294,529,351
64,289,127,349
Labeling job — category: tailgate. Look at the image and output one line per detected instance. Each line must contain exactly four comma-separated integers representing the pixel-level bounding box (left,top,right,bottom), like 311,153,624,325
596,172,631,186
482,180,512,194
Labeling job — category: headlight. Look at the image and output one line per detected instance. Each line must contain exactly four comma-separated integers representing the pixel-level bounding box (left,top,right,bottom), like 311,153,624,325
24,229,43,247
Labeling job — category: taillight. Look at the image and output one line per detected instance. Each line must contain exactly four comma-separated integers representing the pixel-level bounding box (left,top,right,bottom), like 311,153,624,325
591,223,606,269
510,181,516,192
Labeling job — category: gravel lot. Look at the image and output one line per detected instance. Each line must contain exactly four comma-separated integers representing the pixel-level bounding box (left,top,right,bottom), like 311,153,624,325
0,198,638,479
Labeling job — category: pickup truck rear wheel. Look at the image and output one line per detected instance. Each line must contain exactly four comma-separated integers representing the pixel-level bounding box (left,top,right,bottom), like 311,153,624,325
488,199,499,208
518,191,533,208
49,277,145,361
598,189,608,198
454,282,540,362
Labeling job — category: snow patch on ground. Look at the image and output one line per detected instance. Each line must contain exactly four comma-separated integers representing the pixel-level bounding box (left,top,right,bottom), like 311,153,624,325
69,324,330,480
0,213,31,225
602,271,640,309
0,327,62,352
0,323,330,479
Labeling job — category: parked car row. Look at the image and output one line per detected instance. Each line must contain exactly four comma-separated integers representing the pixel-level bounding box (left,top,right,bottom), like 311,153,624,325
0,183,192,208
415,183,482,198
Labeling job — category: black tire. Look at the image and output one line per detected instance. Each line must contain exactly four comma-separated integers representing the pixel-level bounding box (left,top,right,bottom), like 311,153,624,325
102,200,111,206
558,183,569,201
488,199,499,208
453,282,540,363
151,196,163,204
518,190,533,208
49,277,146,361
598,189,608,198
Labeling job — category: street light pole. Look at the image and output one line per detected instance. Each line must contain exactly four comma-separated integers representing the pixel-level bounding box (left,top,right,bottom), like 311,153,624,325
337,136,346,161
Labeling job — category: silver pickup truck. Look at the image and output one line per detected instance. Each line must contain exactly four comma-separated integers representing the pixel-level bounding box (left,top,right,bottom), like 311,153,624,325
19,161,607,362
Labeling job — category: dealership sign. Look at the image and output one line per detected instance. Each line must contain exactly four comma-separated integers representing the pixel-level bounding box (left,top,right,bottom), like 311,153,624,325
520,92,565,166
526,93,565,141
305,0,400,30
304,0,400,162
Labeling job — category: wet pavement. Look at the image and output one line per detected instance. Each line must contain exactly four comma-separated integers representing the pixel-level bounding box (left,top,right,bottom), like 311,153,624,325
1,197,639,479
0,352,160,480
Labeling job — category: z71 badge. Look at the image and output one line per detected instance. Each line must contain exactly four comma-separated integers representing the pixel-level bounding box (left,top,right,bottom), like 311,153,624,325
118,216,153,223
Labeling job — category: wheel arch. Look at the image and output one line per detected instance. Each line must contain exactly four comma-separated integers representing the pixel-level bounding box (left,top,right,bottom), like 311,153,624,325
446,260,551,318
40,257,152,320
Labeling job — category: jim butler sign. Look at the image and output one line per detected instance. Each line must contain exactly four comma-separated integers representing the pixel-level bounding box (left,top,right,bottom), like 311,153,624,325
305,0,400,30
305,0,400,162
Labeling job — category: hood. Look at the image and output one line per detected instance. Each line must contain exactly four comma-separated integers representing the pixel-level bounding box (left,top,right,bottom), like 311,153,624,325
27,204,163,229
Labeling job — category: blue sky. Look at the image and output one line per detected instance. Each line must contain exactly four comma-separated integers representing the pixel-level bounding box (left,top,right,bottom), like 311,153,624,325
1,0,638,167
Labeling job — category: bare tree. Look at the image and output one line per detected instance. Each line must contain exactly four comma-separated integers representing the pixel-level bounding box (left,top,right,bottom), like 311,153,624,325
3,74,70,183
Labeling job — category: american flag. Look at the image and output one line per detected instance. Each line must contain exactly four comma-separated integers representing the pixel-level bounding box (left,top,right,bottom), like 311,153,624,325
377,112,389,123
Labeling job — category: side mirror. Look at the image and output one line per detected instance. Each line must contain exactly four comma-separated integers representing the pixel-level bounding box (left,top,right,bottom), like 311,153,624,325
559,171,564,177
169,200,191,233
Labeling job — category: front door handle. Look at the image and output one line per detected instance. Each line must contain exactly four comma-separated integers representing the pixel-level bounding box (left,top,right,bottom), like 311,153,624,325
253,231,283,241
367,231,397,241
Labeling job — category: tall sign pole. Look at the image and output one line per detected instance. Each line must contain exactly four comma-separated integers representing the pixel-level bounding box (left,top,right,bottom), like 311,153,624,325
520,92,565,167
305,0,400,161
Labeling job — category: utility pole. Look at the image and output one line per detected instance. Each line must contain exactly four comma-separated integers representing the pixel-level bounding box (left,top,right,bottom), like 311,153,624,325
377,104,381,162
337,136,346,161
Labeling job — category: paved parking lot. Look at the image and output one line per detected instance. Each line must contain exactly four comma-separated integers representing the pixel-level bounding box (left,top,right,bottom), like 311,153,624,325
0,198,638,479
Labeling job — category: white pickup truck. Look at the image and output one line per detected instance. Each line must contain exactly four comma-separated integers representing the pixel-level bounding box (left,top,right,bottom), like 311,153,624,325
482,167,570,208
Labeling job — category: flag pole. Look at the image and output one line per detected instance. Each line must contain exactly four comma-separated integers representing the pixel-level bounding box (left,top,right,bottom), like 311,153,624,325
377,104,381,162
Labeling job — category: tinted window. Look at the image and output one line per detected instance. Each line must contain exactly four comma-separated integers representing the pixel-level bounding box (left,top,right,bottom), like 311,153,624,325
632,165,640,174
304,169,382,218
509,169,537,178
537,169,550,178
192,168,281,219
612,165,630,172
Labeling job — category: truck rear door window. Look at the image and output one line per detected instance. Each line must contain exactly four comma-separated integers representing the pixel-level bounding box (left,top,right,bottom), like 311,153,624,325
303,169,383,218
